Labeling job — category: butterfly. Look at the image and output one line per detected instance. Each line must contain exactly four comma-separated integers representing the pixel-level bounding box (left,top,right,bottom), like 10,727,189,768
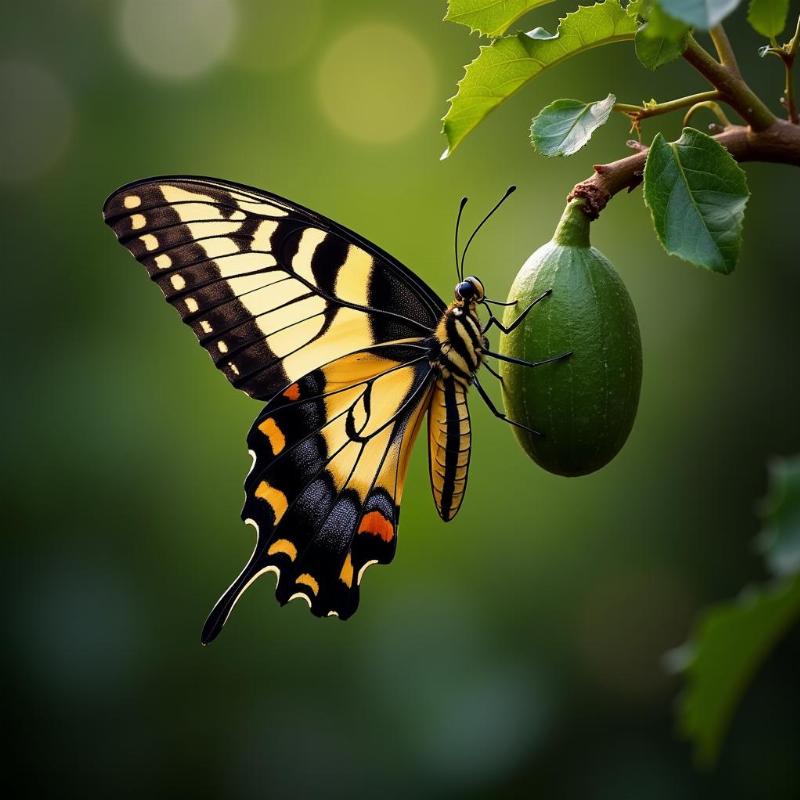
103,176,568,642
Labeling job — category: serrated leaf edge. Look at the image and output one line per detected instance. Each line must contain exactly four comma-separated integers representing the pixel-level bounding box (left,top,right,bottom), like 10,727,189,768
442,0,636,156
444,0,556,38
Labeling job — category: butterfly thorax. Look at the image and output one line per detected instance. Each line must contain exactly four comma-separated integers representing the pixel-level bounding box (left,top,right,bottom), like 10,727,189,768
429,302,487,386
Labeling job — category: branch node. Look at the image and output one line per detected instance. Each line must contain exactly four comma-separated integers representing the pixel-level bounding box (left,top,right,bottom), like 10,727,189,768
683,36,776,131
567,182,610,220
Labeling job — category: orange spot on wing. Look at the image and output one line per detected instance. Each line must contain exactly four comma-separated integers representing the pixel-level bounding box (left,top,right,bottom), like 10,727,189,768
267,538,297,561
339,554,354,588
254,481,288,524
257,418,285,454
296,573,320,595
283,383,301,401
358,510,394,542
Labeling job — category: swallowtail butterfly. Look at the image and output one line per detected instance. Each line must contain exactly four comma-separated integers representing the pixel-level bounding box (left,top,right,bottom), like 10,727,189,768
103,177,566,642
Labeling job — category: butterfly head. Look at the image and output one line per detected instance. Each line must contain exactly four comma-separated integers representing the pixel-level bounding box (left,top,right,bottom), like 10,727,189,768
455,276,485,306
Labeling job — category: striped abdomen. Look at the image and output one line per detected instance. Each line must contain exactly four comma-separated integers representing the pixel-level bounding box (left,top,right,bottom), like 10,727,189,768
427,376,471,521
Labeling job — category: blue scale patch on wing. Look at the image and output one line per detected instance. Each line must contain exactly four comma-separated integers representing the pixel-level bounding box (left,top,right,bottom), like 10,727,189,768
200,343,435,642
103,176,446,400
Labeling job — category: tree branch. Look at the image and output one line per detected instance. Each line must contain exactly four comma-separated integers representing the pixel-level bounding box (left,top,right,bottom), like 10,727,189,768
568,121,800,219
761,17,800,123
783,54,799,124
683,37,776,131
565,19,798,220
780,16,799,123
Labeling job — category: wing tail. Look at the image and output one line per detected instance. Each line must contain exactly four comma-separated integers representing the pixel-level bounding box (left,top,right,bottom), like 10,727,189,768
202,344,434,640
201,523,271,645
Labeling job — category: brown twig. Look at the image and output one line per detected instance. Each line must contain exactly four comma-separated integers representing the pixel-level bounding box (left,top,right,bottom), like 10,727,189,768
783,61,799,124
780,16,799,123
568,121,800,219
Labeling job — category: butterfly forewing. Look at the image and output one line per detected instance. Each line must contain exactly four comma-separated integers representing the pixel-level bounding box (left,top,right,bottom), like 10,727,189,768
103,177,445,400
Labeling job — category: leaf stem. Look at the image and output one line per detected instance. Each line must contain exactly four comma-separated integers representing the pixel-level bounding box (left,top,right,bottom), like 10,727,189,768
567,121,800,219
683,101,733,129
683,36,777,132
709,25,740,75
614,91,720,123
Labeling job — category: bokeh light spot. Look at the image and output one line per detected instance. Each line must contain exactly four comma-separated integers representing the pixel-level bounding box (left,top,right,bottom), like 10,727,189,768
317,23,435,144
0,60,74,183
118,0,237,80
231,0,323,73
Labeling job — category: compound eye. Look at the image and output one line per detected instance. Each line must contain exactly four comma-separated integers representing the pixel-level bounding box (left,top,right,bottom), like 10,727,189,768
456,281,474,300
465,276,484,300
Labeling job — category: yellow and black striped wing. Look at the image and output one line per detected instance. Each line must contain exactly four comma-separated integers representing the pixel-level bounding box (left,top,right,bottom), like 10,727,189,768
428,376,472,521
103,176,446,400
102,176,451,633
201,343,435,641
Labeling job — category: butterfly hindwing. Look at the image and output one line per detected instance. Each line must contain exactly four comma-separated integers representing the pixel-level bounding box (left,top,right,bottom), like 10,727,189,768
103,176,445,400
200,342,435,641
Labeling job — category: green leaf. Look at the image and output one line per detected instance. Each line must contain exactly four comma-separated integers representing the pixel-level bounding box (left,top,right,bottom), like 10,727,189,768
530,94,617,156
757,456,800,577
672,575,800,766
444,0,556,37
658,0,744,28
441,1,637,157
635,6,691,69
626,0,645,16
747,0,790,37
643,128,749,273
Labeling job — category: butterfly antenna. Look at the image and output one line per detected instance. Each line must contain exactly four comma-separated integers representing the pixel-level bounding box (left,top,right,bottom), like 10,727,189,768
454,197,468,281
459,185,516,280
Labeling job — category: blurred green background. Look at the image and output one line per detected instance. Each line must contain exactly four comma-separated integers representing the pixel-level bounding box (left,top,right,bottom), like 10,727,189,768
3,1,799,797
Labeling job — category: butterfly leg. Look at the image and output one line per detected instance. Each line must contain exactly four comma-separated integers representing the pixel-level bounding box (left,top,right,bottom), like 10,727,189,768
482,289,552,334
472,376,542,436
483,349,572,368
482,360,504,383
